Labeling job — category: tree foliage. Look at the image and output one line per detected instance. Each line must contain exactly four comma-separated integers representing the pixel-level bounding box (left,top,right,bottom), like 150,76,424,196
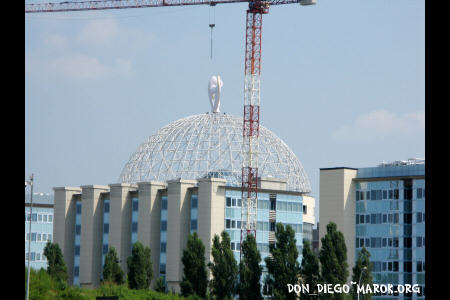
155,276,167,293
208,231,238,300
238,234,262,300
351,247,373,300
300,239,321,299
264,223,300,300
127,242,153,290
102,246,125,285
43,241,68,289
319,222,349,300
180,232,208,298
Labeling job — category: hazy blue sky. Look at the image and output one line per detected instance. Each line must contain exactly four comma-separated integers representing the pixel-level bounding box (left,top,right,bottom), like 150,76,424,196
25,0,424,222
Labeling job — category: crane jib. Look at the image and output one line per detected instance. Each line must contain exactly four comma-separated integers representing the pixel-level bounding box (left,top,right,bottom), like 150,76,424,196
25,0,303,13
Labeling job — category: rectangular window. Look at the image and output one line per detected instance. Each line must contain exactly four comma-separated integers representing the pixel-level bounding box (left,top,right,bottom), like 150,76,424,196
377,190,382,200
356,239,359,248
38,214,42,222
48,215,53,222
104,202,110,213
361,191,365,200
393,213,399,224
43,234,47,241
404,213,412,224
232,198,236,207
161,198,168,210
365,215,370,224
365,238,370,248
417,212,422,223
356,214,359,224
103,244,108,254
377,213,382,224
360,238,364,247
270,200,276,211
388,262,392,271
161,220,167,231
76,203,82,214
231,220,236,229
404,237,412,248
75,245,80,256
231,242,235,250
32,214,37,222
132,222,138,233
382,238,387,247
76,224,81,235
360,215,365,224
303,205,307,214
417,261,423,272
371,238,376,248
388,238,392,247
32,233,37,241
191,220,197,231
393,261,399,272
74,266,79,277
226,219,231,229
226,197,231,207
270,222,276,232
37,234,41,241
132,199,139,211
389,190,393,199
383,214,387,223
161,242,167,253
371,214,376,224
36,253,40,261
417,236,422,247
356,191,360,201
31,252,36,261
26,233,30,241
366,191,370,200
417,188,423,199
371,190,376,200
237,220,241,229
404,262,412,273
383,190,387,200
160,264,166,275
43,215,48,222
48,234,52,242
238,198,242,207
383,262,387,271
394,189,399,199
393,238,399,248
103,223,109,234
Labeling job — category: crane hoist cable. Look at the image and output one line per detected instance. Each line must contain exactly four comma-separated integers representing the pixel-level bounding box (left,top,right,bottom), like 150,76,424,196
209,2,216,60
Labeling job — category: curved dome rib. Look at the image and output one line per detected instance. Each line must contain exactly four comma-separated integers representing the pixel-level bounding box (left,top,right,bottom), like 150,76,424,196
119,113,311,193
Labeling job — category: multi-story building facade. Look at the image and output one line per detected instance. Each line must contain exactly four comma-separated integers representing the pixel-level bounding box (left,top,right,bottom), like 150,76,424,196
54,178,315,291
25,193,54,270
320,159,425,300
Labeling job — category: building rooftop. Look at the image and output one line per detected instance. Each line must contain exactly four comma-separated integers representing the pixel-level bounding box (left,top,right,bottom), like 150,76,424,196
25,193,54,205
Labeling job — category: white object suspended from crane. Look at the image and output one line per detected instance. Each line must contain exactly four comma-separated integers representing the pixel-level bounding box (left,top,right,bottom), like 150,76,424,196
208,75,223,113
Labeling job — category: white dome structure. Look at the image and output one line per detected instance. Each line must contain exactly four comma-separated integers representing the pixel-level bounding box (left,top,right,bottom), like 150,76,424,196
119,113,311,193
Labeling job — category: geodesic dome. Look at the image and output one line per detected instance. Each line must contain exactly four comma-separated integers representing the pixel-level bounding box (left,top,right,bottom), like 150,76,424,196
119,113,311,192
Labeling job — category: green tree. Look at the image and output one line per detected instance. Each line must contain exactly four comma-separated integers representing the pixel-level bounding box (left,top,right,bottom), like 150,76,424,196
144,246,153,288
238,234,262,300
127,242,152,290
208,231,238,300
154,276,167,293
43,241,68,288
180,232,208,298
264,223,300,300
102,247,125,285
300,239,321,299
319,222,349,300
351,247,373,300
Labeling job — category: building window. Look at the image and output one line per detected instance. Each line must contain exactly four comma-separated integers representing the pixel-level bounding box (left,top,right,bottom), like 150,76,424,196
162,198,168,210
417,261,423,272
404,213,412,224
417,188,423,199
132,222,138,233
303,205,307,214
404,237,412,248
103,223,109,234
393,238,399,248
31,233,37,241
191,220,197,231
356,215,359,224
226,219,231,229
393,189,399,199
38,214,42,222
103,244,108,254
161,220,167,231
360,215,365,224
361,191,365,200
383,214,387,223
161,242,167,253
383,190,387,199
417,236,422,247
76,224,81,235
356,191,360,201
365,215,370,224
48,215,53,223
226,197,231,207
74,266,79,277
104,202,110,213
417,212,423,223
43,215,48,222
191,197,198,209
393,261,399,272
160,264,166,275
75,245,80,256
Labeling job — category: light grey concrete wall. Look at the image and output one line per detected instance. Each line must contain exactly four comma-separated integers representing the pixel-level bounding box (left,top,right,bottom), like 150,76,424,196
198,178,226,277
137,181,167,287
166,179,196,293
259,177,287,191
319,168,357,279
109,183,138,274
79,185,109,288
53,187,82,285
302,195,316,225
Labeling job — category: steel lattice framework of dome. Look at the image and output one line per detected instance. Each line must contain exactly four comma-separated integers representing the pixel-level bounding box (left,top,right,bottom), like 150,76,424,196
119,113,311,193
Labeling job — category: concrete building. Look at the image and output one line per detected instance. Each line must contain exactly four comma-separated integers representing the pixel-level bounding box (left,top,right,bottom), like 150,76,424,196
53,102,316,290
25,193,54,270
320,159,425,300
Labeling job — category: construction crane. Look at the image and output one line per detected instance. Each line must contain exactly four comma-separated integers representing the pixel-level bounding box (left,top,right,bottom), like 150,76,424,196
25,0,316,259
